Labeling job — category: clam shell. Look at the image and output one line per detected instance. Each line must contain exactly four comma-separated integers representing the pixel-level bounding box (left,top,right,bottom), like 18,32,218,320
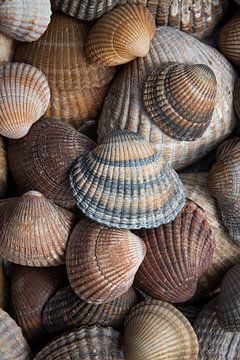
0,259,8,309
234,79,240,121
15,14,115,128
0,33,14,65
8,118,96,209
218,13,240,66
0,191,74,266
70,130,185,229
124,299,199,360
0,62,50,139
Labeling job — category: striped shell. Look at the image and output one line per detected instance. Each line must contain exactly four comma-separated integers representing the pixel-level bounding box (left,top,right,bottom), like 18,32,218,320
0,33,14,65
0,191,74,266
218,13,240,66
124,299,199,360
0,259,8,309
143,63,217,141
134,199,215,303
234,79,240,121
8,118,96,209
70,130,185,229
0,62,50,139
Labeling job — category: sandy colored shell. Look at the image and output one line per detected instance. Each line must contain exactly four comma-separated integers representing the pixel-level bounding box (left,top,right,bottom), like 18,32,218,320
15,14,115,128
0,259,8,309
234,79,240,121
218,13,240,66
124,299,199,360
98,27,236,170
0,33,14,64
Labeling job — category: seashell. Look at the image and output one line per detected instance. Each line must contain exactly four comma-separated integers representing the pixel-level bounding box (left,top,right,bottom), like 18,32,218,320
98,27,236,170
0,259,8,309
0,62,50,139
34,325,124,359
176,304,203,325
0,136,8,198
66,218,146,304
85,5,155,66
218,13,240,66
134,199,215,303
143,63,217,141
124,299,199,360
234,79,240,121
0,33,14,65
0,191,74,266
8,118,96,209
43,285,139,334
15,14,115,128
0,308,31,359
70,130,185,229
0,0,51,42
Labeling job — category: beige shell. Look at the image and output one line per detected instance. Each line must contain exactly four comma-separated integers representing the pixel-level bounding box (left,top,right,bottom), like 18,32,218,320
0,33,14,65
218,13,240,66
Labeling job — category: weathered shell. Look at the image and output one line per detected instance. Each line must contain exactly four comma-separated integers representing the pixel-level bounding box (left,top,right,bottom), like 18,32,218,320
234,79,240,121
0,259,8,309
70,130,185,229
143,63,217,141
0,62,50,139
8,118,96,209
218,13,240,66
85,5,155,66
15,14,115,128
124,299,199,360
0,33,14,64
98,27,236,170
0,191,74,266
34,325,124,359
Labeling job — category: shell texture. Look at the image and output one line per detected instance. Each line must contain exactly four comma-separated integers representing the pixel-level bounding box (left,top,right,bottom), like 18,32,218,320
176,304,203,325
218,13,240,66
0,33,14,64
0,259,8,309
234,79,240,121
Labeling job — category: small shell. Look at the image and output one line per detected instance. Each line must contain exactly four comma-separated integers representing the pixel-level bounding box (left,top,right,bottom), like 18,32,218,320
124,299,199,360
0,191,74,266
218,13,240,66
234,79,240,121
0,0,51,42
0,259,8,309
143,63,217,141
0,33,15,65
0,62,50,139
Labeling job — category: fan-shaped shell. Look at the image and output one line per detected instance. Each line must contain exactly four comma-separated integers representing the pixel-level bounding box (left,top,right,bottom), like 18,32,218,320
15,14,115,128
70,130,185,229
124,299,199,360
0,191,74,266
218,13,240,66
8,118,96,209
0,33,14,65
234,79,240,121
0,259,8,309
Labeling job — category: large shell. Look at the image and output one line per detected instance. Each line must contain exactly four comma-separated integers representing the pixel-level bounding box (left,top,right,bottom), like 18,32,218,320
218,13,240,66
8,118,96,209
0,33,14,65
98,27,236,170
0,191,74,266
0,259,8,309
134,199,215,303
124,299,199,360
70,130,185,229
0,62,50,139
234,79,240,121
15,14,115,128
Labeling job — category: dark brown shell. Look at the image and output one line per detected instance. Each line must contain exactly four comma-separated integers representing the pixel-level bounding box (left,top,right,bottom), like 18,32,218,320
218,13,240,66
234,79,240,121
0,259,8,309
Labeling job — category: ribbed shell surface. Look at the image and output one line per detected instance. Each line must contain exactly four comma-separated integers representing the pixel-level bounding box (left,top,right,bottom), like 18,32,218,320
218,13,240,66
0,259,8,309
0,33,14,65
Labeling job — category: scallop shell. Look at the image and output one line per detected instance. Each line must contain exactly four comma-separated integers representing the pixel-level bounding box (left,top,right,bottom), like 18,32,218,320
0,259,8,309
124,299,199,360
70,130,185,229
0,191,74,266
15,14,115,128
234,79,240,121
0,62,50,139
134,199,215,303
98,27,236,170
218,13,240,66
8,118,96,209
0,33,14,65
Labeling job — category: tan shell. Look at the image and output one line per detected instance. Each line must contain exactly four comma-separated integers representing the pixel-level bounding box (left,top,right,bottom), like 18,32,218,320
0,33,14,65
0,259,8,309
218,13,240,66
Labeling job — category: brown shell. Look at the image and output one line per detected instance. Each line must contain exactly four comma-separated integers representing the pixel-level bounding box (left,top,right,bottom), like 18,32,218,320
218,13,240,66
234,79,240,121
0,259,8,309
0,33,15,65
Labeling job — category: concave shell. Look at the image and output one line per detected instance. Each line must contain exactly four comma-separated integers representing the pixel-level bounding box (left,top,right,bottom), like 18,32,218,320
15,14,115,128
34,325,124,359
143,63,217,141
0,0,51,42
66,218,146,304
8,118,96,209
85,5,155,66
98,27,236,170
124,299,199,360
0,190,74,266
234,79,240,121
0,259,8,309
0,62,50,139
134,199,215,303
0,308,31,360
70,130,185,229
0,33,14,65
218,13,240,66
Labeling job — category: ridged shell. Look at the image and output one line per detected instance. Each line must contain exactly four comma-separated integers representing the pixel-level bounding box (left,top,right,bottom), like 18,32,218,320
0,259,8,309
66,218,146,304
124,299,199,360
98,27,236,170
143,63,217,141
8,118,96,209
0,62,50,139
234,79,240,121
70,130,185,229
15,14,115,128
0,33,14,65
218,13,240,66
0,191,74,266
85,5,155,66
34,326,124,359
176,304,203,325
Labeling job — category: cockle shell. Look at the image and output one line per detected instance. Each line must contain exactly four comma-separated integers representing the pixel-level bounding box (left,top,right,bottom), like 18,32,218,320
218,13,240,66
98,27,236,170
70,130,185,229
0,33,14,65
15,14,115,128
0,259,8,309
0,62,50,139
134,199,215,303
124,299,199,360
234,79,240,121
0,191,74,266
8,118,96,209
